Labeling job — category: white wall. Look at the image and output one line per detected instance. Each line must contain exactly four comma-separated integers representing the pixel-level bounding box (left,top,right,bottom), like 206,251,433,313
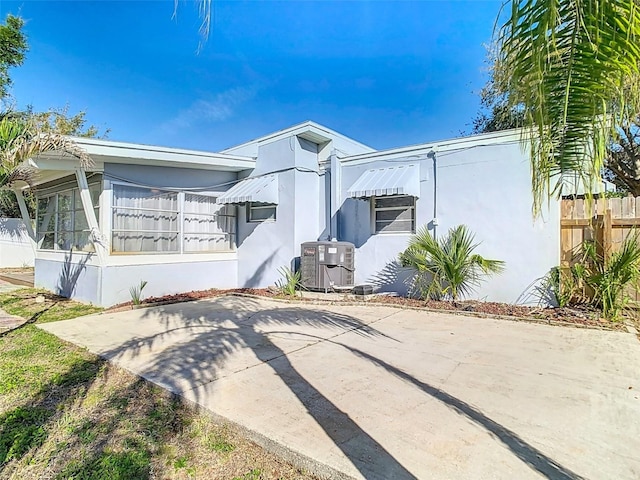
35,254,238,307
435,142,560,303
35,253,101,304
100,259,237,306
0,218,34,267
337,141,560,304
236,137,314,288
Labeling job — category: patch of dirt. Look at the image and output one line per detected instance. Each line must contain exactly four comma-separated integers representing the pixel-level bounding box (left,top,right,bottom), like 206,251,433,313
104,287,632,332
368,296,627,331
0,267,34,275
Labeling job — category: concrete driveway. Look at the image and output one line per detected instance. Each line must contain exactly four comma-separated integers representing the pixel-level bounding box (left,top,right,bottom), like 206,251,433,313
41,296,640,480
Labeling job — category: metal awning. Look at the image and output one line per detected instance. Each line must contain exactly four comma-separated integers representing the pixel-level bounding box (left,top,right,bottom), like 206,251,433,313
216,174,279,205
346,164,420,198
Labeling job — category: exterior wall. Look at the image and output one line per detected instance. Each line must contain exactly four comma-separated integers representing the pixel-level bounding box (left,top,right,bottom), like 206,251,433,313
339,158,431,293
0,218,35,267
236,136,325,287
35,251,238,307
100,259,237,306
103,164,238,190
29,126,561,307
35,253,101,304
337,141,560,304
434,142,560,303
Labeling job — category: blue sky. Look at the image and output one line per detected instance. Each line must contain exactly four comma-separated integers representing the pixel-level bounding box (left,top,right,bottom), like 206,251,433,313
1,0,503,151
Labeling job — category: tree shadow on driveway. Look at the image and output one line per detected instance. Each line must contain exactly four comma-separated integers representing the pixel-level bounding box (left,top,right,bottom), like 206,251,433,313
97,295,585,480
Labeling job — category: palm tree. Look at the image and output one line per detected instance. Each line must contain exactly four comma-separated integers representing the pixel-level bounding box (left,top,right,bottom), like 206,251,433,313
0,114,91,191
399,225,505,302
496,0,640,215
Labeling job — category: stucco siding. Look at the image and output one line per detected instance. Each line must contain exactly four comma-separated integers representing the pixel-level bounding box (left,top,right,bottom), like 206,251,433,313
100,259,237,307
435,142,559,303
0,218,34,268
103,164,238,190
337,142,560,303
35,256,101,305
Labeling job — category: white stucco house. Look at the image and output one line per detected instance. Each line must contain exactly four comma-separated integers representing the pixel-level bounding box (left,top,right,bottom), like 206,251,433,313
11,121,560,307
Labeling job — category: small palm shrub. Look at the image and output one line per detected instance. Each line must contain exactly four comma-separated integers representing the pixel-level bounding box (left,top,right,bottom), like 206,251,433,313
129,280,148,306
399,225,505,302
275,266,302,297
574,230,640,321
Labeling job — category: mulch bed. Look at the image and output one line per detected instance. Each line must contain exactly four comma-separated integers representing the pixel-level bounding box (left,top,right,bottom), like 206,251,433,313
105,288,633,332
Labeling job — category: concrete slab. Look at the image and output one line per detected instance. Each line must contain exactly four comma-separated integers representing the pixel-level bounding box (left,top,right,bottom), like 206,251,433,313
40,296,640,480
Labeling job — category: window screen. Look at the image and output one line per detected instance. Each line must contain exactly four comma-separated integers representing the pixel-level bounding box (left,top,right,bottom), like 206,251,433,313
372,195,415,233
183,193,236,252
247,203,276,222
111,185,179,253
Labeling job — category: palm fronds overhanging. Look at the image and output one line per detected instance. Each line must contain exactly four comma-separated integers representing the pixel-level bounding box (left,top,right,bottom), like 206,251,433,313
497,0,640,215
399,225,505,302
0,115,92,189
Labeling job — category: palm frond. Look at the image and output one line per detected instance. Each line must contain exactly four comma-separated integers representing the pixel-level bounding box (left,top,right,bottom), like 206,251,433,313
0,116,92,189
399,225,505,302
498,0,640,215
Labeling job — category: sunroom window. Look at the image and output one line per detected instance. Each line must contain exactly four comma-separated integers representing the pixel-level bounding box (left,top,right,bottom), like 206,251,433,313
36,185,100,252
111,185,236,254
183,193,236,252
372,195,415,233
111,185,179,253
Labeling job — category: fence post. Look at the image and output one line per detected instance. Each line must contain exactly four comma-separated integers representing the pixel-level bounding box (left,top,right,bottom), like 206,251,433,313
603,208,612,265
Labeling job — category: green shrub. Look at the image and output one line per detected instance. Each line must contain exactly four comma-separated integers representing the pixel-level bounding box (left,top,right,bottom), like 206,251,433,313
275,267,302,297
575,230,640,320
399,225,505,302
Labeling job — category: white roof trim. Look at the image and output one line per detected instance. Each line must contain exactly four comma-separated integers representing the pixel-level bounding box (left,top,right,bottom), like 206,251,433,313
221,121,375,153
33,137,255,172
340,129,523,165
216,174,279,205
347,164,420,198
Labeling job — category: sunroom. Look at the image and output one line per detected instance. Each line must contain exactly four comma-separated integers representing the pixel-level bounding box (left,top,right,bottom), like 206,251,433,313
17,137,255,306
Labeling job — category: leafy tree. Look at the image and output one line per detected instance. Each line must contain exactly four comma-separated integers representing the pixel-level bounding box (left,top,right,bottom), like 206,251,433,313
31,106,109,138
0,107,101,218
472,46,523,134
0,14,103,217
0,115,91,188
399,225,505,302
0,15,27,102
496,0,640,214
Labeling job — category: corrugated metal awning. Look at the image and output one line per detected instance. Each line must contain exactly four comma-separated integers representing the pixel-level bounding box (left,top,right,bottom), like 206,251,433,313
346,164,420,198
216,174,279,204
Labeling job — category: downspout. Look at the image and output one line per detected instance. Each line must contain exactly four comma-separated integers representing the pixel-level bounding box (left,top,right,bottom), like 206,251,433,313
330,150,341,241
429,150,438,239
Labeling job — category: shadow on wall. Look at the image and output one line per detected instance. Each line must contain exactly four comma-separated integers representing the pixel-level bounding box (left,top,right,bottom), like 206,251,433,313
243,250,278,288
0,217,28,239
56,251,91,298
368,261,416,296
515,270,557,307
339,198,372,248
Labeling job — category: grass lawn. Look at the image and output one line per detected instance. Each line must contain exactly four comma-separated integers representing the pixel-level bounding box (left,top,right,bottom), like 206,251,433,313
0,288,316,480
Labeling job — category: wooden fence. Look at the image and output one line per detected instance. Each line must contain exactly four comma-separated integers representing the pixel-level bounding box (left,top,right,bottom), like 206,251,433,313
560,196,640,302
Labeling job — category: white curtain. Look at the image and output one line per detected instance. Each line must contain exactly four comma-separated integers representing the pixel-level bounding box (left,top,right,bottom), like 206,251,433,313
183,193,235,252
112,185,179,253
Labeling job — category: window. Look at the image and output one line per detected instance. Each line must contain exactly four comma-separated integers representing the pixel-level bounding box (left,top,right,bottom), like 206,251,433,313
247,202,276,222
183,193,235,252
372,195,415,233
36,185,100,252
111,185,236,254
112,185,179,253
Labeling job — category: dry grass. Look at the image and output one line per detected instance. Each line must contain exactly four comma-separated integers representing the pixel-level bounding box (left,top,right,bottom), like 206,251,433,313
0,290,317,480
